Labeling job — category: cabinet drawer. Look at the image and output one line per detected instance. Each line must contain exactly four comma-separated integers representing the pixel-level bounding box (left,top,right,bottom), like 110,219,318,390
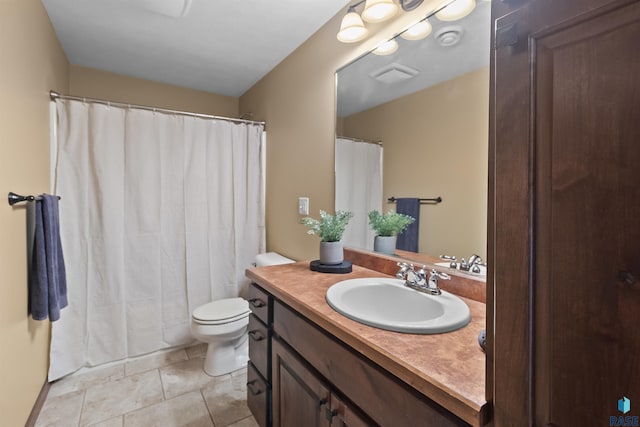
248,283,270,325
248,314,270,379
247,361,270,427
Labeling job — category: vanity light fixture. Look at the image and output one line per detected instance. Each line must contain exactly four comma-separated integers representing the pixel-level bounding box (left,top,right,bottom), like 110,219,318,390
435,0,476,21
400,19,432,40
337,0,476,45
361,0,398,23
336,0,398,44
373,39,399,55
337,5,369,43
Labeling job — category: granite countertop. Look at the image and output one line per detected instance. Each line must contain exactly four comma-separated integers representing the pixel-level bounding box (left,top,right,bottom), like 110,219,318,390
246,260,488,426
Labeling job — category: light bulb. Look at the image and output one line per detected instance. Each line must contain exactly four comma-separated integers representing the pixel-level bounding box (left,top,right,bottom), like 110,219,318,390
362,0,398,23
435,0,476,21
373,39,399,55
337,11,369,43
400,20,432,40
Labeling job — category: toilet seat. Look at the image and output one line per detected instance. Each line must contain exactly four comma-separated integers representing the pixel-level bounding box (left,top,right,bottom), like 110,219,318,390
192,297,250,325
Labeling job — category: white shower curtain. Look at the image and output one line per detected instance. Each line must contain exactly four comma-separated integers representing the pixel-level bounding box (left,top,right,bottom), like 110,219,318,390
335,137,383,251
49,99,265,381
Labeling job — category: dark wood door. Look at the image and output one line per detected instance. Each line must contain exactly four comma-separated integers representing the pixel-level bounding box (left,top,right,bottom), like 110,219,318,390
271,338,331,427
490,0,640,425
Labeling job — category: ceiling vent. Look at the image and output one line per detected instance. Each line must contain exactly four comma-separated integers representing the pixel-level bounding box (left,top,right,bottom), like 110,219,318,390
369,63,419,84
435,26,464,47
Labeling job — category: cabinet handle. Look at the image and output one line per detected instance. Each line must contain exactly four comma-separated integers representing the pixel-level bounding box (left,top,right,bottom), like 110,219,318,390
248,330,265,341
325,407,339,422
246,380,263,396
248,298,266,308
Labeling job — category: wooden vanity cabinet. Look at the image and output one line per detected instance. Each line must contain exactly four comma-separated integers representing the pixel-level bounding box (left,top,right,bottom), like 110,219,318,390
247,279,471,427
247,284,469,427
273,300,468,427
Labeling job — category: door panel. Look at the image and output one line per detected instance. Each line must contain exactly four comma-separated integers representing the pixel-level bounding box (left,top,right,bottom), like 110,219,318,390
491,0,640,425
534,2,640,425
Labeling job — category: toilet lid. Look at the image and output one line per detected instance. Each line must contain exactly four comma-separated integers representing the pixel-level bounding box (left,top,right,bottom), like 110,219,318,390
193,297,250,323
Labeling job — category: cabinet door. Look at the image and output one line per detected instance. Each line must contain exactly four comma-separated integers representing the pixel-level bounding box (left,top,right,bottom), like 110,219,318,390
272,338,331,427
491,0,640,425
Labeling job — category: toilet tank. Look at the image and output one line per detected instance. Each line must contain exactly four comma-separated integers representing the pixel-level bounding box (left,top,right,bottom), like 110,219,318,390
255,252,295,267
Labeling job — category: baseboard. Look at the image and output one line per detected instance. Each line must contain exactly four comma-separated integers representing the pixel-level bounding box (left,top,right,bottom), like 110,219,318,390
24,380,50,427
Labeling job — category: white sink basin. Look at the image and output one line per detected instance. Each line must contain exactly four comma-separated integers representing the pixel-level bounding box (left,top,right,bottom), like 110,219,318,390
434,262,487,277
325,278,470,334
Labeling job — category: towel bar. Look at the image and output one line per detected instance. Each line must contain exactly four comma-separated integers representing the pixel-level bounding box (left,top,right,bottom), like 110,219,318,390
387,196,442,204
8,192,61,206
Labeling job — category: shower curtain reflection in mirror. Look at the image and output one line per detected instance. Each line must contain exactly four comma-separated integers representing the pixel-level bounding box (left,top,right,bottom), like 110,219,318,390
335,137,383,251
49,99,265,381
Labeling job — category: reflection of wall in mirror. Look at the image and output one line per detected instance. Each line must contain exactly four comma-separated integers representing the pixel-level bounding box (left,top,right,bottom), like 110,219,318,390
341,67,488,259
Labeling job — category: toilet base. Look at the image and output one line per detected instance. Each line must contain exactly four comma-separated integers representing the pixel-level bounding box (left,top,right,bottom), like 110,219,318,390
203,334,249,377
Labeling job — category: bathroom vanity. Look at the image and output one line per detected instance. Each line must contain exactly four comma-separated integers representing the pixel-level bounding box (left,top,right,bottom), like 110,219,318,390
245,250,488,427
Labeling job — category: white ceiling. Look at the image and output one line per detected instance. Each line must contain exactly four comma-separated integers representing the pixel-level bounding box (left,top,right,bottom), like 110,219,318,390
41,0,350,98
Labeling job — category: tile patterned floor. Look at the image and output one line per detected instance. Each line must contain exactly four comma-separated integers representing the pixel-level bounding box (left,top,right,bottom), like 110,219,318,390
35,344,258,427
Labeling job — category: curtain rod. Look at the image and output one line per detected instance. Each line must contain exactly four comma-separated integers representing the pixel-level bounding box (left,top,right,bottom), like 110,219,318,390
337,135,382,146
49,91,266,128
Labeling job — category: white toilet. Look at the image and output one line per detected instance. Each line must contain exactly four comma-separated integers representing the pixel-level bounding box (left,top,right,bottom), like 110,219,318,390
191,252,294,376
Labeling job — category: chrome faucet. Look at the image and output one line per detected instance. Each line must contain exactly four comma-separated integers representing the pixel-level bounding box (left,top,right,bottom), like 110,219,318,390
460,254,485,273
396,262,448,295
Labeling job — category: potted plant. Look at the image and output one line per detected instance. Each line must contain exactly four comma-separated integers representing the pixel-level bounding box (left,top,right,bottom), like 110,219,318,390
368,210,415,255
300,210,353,265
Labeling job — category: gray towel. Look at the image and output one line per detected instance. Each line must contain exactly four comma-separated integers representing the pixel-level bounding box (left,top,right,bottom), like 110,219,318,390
29,194,68,321
395,198,420,252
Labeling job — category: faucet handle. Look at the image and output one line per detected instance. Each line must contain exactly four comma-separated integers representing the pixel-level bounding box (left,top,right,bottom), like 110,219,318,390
426,269,450,295
440,255,458,269
430,269,451,281
396,262,413,279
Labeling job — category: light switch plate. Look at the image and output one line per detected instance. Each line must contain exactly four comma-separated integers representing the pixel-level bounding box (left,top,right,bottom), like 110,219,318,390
298,197,309,215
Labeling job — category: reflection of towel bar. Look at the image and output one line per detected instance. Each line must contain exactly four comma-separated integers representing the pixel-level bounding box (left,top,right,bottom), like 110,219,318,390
387,196,442,204
8,192,61,206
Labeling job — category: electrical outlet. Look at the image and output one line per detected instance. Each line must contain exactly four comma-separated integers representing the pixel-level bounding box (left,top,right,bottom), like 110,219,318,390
298,197,309,215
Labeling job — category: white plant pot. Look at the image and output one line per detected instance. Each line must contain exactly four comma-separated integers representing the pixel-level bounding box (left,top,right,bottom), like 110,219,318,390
374,235,397,256
319,241,344,265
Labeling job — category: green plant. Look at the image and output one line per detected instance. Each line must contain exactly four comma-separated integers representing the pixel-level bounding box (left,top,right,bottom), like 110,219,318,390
300,210,354,242
368,210,415,237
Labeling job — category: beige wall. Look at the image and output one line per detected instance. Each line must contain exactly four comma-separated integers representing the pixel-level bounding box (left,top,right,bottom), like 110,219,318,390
240,1,444,261
343,68,489,259
69,65,239,117
0,1,69,424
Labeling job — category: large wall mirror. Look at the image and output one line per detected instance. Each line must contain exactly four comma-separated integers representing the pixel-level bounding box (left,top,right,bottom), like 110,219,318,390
335,0,490,265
